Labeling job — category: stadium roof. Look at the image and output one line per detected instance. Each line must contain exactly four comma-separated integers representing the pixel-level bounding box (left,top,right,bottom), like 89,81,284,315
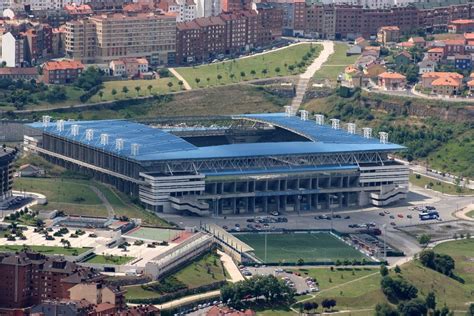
29,114,404,161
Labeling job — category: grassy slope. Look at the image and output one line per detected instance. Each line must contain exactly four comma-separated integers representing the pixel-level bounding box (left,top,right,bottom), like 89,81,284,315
313,43,359,85
84,254,134,265
125,253,226,300
175,44,321,88
409,174,474,195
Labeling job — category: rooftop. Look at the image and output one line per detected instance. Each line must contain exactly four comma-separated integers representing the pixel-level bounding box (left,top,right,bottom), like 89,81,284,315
29,114,404,162
378,72,406,79
43,60,84,71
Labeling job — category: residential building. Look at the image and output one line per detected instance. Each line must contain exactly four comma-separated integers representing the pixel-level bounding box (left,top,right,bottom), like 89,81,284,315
454,54,472,70
222,0,252,13
426,47,444,62
68,282,126,308
64,4,94,18
42,59,84,84
431,76,461,95
394,51,411,65
448,19,474,33
196,0,221,17
396,41,415,49
443,39,465,56
110,58,149,77
408,36,425,48
30,299,94,316
467,78,474,93
65,12,176,65
354,36,370,48
207,306,255,316
421,71,463,89
417,59,436,74
363,63,386,78
376,26,399,45
0,147,16,207
1,32,25,67
0,67,38,80
158,0,198,22
378,72,406,90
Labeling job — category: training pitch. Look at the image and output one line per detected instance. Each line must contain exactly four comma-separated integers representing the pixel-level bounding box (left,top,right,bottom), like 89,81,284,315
235,232,369,264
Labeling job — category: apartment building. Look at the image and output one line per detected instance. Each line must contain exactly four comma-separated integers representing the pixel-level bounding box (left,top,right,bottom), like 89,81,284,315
42,59,84,84
65,12,176,65
376,26,400,45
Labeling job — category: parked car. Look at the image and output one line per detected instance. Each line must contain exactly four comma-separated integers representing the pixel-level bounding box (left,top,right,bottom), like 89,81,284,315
397,214,404,218
379,212,385,216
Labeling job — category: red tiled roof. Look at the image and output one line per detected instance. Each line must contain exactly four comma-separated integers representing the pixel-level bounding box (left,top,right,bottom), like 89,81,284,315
378,72,406,80
442,39,465,45
428,47,444,53
379,26,400,31
431,77,461,87
421,72,463,79
0,67,38,75
450,19,474,25
43,60,84,71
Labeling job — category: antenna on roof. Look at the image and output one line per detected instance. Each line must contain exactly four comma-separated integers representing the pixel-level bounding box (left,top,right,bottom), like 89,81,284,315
115,138,124,151
131,143,140,156
347,123,356,134
284,106,293,117
100,133,109,146
42,115,51,128
315,114,325,125
299,110,308,121
379,132,389,144
330,118,340,130
362,127,372,138
71,124,80,137
85,129,94,142
56,119,64,132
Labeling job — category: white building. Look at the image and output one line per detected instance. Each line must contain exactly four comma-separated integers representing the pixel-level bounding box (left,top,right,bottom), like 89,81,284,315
1,32,24,67
196,0,220,18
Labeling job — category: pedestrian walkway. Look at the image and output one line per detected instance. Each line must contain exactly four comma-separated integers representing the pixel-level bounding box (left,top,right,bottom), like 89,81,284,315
217,250,244,283
169,68,192,90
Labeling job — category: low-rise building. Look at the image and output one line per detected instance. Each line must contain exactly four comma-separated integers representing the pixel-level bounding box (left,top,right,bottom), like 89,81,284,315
431,76,462,96
0,67,38,81
408,36,425,48
42,60,84,84
110,58,149,77
378,72,406,91
376,26,400,45
418,59,437,75
443,39,465,57
467,79,474,93
454,54,472,70
363,63,386,79
448,19,474,34
394,51,411,65
426,47,444,62
421,71,463,89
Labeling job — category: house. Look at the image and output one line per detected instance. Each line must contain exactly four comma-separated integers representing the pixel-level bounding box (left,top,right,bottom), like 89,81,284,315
431,77,462,96
42,60,84,84
0,67,38,81
354,37,370,48
394,51,411,65
346,45,362,56
408,37,426,48
377,26,400,45
448,19,474,34
442,39,466,57
69,282,126,308
396,41,415,50
378,72,406,91
418,60,437,75
18,164,45,177
110,58,149,78
454,54,472,70
467,79,474,93
364,63,386,79
421,72,463,89
363,46,381,58
426,48,444,62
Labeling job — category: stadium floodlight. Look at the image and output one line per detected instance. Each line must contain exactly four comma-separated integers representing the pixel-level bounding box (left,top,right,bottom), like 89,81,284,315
284,106,293,117
115,138,124,151
85,129,94,142
330,118,340,130
42,115,51,128
347,123,356,134
314,114,324,125
362,127,372,139
131,143,140,156
71,124,80,137
100,133,109,146
299,110,309,121
56,119,65,132
379,132,389,144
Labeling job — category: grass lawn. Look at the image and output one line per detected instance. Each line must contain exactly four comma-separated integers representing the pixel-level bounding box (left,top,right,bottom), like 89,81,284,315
409,174,474,195
0,244,90,256
125,252,226,300
84,254,134,265
292,267,378,291
89,77,180,102
175,43,322,88
25,86,86,110
466,210,474,218
235,232,368,264
313,43,359,85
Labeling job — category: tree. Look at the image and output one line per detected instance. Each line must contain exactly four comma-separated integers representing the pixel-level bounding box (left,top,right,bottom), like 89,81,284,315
250,69,256,77
178,81,183,90
321,298,336,311
394,265,402,274
275,67,281,74
206,77,211,85
398,298,428,316
229,73,235,81
240,71,246,78
466,303,474,316
195,78,201,86
111,89,117,99
297,258,304,266
261,68,268,76
380,264,389,277
135,86,141,96
75,67,104,91
167,81,173,90
425,292,436,311
217,74,222,83
418,234,431,248
122,86,129,97
98,91,104,100
147,85,153,95
375,303,399,316
381,276,418,301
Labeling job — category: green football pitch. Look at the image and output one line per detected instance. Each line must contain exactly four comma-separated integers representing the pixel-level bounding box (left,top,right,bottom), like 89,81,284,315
235,232,369,264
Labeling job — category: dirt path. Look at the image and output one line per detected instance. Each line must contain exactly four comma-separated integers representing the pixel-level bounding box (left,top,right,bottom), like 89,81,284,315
169,68,192,90
89,185,115,218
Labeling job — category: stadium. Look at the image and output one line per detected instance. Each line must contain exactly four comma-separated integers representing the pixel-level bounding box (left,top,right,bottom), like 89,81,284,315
24,110,409,216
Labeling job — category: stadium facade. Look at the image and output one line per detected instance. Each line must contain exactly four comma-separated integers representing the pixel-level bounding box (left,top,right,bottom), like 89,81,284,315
25,112,409,216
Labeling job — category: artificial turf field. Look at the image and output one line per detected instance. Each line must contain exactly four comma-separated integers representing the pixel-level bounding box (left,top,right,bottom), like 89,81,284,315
235,232,369,264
